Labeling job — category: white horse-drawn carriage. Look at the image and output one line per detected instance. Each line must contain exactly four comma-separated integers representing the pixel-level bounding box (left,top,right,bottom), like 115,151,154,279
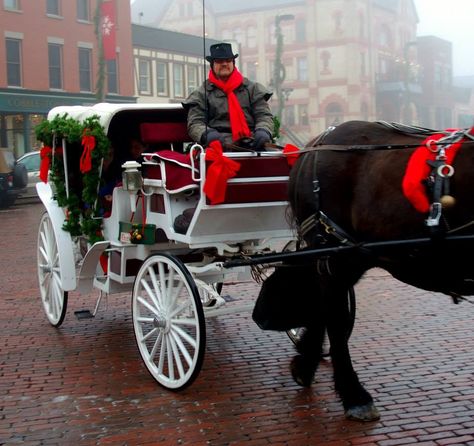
36,103,296,390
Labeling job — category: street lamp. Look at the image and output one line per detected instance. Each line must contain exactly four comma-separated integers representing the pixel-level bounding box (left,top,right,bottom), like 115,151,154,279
273,14,294,125
402,41,417,124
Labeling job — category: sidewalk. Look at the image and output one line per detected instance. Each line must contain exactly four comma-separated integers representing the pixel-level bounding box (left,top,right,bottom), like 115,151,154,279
1,201,473,445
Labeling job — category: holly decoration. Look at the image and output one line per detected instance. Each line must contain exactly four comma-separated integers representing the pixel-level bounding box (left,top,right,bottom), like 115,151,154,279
35,113,111,244
130,225,144,243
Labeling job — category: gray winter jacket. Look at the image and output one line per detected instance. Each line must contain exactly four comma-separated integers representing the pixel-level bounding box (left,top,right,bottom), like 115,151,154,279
183,76,274,144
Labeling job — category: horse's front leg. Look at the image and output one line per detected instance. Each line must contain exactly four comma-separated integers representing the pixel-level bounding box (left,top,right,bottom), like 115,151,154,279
326,280,380,421
290,321,325,387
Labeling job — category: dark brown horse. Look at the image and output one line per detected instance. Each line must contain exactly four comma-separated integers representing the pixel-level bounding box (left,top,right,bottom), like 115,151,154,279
286,120,474,421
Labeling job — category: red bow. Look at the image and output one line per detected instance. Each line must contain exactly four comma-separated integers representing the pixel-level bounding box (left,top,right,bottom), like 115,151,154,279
80,133,96,174
282,144,300,167
39,146,52,183
203,141,241,204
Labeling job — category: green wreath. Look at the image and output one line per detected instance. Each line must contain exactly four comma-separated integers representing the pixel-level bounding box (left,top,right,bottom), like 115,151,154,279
35,113,111,244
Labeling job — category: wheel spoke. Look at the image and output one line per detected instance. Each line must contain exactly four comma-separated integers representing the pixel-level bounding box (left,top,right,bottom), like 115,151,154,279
171,323,198,349
166,335,175,380
140,277,161,312
170,327,195,367
168,332,186,378
147,266,163,309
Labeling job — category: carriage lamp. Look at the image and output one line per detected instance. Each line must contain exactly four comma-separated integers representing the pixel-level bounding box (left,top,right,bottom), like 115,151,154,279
122,160,143,191
122,160,143,212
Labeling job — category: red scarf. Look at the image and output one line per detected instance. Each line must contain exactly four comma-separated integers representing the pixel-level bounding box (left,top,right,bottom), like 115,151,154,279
208,67,251,141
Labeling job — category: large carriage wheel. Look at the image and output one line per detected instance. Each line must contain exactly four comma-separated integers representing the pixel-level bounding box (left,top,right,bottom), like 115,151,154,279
132,253,206,390
37,212,68,327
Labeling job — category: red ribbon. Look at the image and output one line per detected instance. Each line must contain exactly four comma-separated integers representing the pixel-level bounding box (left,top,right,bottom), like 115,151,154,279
282,143,300,167
80,133,96,174
203,141,241,204
39,146,52,183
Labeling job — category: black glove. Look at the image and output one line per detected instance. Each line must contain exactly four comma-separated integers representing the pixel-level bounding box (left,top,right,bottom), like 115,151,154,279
253,129,272,151
202,129,224,146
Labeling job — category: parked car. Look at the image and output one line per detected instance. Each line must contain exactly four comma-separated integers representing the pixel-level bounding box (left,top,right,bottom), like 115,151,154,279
17,150,41,199
0,148,28,208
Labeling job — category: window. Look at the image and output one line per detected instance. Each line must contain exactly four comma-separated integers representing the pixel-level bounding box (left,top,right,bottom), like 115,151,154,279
156,61,168,96
6,38,22,87
247,26,257,48
246,61,257,81
325,102,343,127
297,57,308,81
78,47,92,91
47,0,60,15
320,51,331,74
295,19,305,43
173,64,184,98
76,0,89,21
48,43,63,89
138,59,151,94
284,105,295,126
4,0,20,10
187,65,198,95
107,59,118,94
298,104,309,126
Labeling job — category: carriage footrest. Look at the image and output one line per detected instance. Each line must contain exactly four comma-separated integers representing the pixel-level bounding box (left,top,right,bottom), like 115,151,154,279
74,309,94,320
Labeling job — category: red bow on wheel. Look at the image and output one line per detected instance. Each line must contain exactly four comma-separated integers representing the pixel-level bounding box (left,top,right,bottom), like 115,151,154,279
203,141,241,205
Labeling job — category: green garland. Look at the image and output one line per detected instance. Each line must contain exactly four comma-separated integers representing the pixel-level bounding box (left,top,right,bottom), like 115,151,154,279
35,113,111,244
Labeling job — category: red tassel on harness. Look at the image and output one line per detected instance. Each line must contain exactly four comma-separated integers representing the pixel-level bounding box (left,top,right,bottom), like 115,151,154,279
203,141,241,204
402,132,462,213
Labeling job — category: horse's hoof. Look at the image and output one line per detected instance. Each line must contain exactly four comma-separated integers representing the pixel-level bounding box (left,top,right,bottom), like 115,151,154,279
345,403,380,422
290,355,315,387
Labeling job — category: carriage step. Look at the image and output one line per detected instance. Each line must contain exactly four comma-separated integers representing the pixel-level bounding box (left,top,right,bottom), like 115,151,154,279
74,309,94,320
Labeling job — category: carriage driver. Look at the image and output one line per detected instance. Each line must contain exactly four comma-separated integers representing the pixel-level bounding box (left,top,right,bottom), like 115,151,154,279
183,42,275,151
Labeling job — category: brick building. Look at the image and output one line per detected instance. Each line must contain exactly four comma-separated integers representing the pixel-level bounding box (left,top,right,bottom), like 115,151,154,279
0,0,135,157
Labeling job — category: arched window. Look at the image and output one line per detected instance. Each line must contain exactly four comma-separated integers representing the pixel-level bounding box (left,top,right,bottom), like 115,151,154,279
320,51,331,74
325,102,343,128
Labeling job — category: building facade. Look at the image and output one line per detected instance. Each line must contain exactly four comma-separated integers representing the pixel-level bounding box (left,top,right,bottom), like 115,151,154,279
132,0,473,142
0,0,135,158
132,24,219,104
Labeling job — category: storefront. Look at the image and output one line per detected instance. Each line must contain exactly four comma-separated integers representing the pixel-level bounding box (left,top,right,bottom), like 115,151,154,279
0,89,136,158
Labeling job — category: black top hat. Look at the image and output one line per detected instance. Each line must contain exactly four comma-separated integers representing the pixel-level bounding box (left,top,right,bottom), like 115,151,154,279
205,43,239,63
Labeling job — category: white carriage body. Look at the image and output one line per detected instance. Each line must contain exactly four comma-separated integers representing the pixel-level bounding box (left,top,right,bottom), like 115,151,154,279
37,103,295,294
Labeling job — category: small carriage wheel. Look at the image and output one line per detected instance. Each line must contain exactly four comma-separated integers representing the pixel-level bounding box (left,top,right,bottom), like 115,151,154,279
132,253,206,390
37,212,68,327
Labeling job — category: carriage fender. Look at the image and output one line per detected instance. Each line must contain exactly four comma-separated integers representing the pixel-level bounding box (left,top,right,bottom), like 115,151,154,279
76,241,110,293
36,182,77,291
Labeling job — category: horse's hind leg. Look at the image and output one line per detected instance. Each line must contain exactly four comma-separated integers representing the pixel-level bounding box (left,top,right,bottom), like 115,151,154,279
325,281,380,421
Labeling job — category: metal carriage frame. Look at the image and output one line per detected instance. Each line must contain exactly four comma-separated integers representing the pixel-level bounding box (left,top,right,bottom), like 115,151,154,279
36,102,299,390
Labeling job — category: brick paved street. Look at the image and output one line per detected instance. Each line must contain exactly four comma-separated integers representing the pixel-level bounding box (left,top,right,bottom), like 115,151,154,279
1,201,474,445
